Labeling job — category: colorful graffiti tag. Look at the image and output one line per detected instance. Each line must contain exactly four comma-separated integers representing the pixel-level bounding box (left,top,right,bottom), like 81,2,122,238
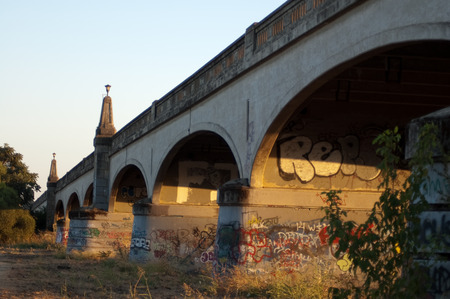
277,134,380,183
216,217,352,272
130,224,217,260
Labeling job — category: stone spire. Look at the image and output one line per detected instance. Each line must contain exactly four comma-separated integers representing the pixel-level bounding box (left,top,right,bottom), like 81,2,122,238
96,84,116,137
47,153,58,183
46,153,58,231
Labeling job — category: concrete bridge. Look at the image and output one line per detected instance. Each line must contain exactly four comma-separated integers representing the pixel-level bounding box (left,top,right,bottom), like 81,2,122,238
37,0,449,293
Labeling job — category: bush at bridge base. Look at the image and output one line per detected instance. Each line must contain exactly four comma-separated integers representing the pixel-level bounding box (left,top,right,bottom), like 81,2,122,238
0,209,35,244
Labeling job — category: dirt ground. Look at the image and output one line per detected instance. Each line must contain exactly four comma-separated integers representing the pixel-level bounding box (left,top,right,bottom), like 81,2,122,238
0,248,191,298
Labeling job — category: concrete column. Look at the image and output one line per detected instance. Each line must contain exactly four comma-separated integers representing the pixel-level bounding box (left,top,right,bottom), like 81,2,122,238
93,137,112,211
405,107,450,297
46,153,58,231
45,182,57,231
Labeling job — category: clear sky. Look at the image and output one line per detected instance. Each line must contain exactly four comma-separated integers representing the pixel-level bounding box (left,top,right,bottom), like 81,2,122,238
0,1,287,198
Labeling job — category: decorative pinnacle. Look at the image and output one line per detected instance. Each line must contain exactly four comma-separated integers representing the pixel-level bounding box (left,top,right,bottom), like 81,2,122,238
105,84,111,96
52,153,56,159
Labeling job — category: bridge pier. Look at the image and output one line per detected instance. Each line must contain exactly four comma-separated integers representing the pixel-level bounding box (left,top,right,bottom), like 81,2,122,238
66,209,133,256
405,107,450,297
215,179,376,273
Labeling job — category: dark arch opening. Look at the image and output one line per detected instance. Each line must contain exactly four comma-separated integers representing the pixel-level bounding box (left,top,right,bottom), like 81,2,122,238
83,184,93,207
67,193,80,215
109,165,148,213
154,131,240,205
254,41,450,189
55,200,64,222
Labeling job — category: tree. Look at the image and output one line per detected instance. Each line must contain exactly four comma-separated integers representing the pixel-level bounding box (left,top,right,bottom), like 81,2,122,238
0,144,40,208
322,124,444,297
0,182,20,209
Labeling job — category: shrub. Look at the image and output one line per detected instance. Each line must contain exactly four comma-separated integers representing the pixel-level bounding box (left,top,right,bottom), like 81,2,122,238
30,208,47,232
0,209,36,244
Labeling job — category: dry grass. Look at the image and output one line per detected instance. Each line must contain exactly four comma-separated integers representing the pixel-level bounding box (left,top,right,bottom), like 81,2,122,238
0,234,354,298
184,263,352,298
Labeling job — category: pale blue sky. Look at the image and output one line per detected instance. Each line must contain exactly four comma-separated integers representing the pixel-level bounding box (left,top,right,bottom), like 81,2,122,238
0,1,286,197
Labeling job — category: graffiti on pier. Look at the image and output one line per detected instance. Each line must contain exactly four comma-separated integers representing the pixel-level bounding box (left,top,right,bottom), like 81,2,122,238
420,163,450,204
56,227,69,245
419,212,450,248
130,224,217,260
428,263,450,295
216,217,355,272
199,250,215,263
67,220,133,252
130,237,151,251
238,229,272,264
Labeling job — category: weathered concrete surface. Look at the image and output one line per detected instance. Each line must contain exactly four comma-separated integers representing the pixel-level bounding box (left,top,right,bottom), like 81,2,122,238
405,107,450,297
130,202,218,263
66,210,133,256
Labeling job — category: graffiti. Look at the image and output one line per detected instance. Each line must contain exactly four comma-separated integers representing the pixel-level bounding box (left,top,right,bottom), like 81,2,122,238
192,224,217,250
237,229,272,264
419,212,450,247
121,186,147,198
420,164,450,204
176,161,238,204
56,227,69,244
130,224,217,260
428,264,450,294
69,228,100,238
199,251,215,263
216,223,241,261
67,219,134,254
130,237,151,251
336,253,352,272
316,192,347,206
277,134,380,183
248,216,279,229
216,217,373,272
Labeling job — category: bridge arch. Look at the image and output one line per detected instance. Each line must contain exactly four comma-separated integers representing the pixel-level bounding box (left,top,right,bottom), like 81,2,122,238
152,130,240,205
252,39,450,190
83,183,94,207
109,164,148,213
251,35,450,187
55,200,64,223
67,192,81,217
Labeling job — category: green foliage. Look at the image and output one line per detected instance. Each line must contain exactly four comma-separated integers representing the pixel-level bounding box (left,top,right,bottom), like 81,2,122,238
0,182,20,209
0,143,40,208
0,209,36,244
322,124,440,298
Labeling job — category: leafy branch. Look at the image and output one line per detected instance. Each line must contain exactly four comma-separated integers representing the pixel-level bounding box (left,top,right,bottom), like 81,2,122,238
322,124,442,298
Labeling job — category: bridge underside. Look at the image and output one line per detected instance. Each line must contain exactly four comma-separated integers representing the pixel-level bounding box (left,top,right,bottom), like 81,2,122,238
216,41,450,272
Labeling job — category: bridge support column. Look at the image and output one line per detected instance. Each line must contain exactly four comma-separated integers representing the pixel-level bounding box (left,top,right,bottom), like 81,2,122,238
215,179,373,273
66,86,127,255
55,219,69,245
405,107,450,297
66,209,133,255
45,182,57,231
93,137,113,210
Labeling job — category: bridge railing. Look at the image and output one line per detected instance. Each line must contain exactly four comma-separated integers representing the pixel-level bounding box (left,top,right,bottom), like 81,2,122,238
111,0,365,153
56,153,94,192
